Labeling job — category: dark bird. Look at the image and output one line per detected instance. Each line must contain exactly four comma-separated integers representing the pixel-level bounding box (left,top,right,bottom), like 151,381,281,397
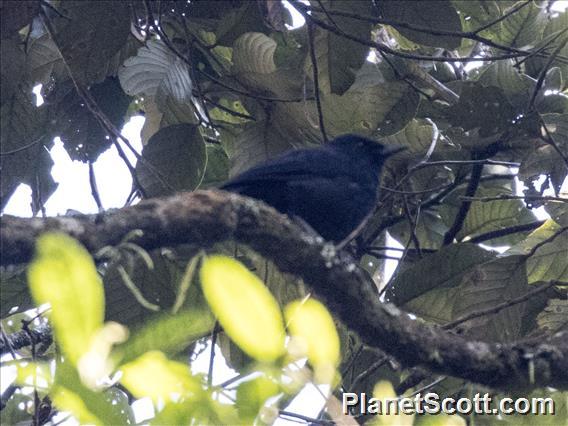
221,134,405,244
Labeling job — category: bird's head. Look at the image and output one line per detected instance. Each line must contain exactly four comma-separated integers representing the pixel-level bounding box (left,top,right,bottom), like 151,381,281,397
327,134,405,165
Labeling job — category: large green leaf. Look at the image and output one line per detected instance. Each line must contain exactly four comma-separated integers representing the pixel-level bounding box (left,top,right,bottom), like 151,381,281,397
0,266,32,317
380,0,462,49
526,223,568,285
440,179,537,245
119,40,194,103
380,119,438,152
228,122,292,177
52,77,131,161
25,34,66,86
53,362,127,425
0,88,56,212
447,82,515,137
525,10,568,82
385,244,494,306
28,233,104,365
135,124,207,197
452,256,528,341
494,2,546,49
307,0,374,94
116,308,215,365
477,59,534,108
53,0,131,85
452,1,501,37
0,39,26,107
200,144,229,188
231,32,303,98
389,209,448,251
536,299,568,335
200,255,286,363
214,1,267,46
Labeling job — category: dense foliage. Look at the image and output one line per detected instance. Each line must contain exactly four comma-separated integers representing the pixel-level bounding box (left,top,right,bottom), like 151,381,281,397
1,0,567,424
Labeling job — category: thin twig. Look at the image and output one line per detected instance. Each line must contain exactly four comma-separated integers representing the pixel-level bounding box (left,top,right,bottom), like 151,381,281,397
208,322,220,387
289,0,539,63
540,118,568,170
307,21,328,142
443,282,556,330
88,161,104,212
526,35,568,113
461,194,568,203
466,220,545,244
0,136,43,156
443,161,484,245
39,10,150,198
524,226,568,259
348,356,390,394
302,1,533,57
279,410,334,425
402,195,422,257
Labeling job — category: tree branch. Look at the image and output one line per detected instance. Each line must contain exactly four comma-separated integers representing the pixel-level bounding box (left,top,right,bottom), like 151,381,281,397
1,191,567,391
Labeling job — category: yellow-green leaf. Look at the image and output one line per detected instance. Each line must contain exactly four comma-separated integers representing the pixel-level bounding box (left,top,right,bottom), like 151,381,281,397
284,298,340,380
371,381,414,426
52,386,104,426
200,255,285,363
121,351,200,403
236,376,280,422
28,233,104,365
507,220,568,284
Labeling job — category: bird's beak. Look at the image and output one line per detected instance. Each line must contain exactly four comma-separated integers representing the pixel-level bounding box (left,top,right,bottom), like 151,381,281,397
382,144,406,157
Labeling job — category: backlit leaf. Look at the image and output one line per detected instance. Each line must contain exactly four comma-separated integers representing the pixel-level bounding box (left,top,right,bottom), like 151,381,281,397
285,298,340,381
28,233,104,365
121,351,200,402
200,255,285,362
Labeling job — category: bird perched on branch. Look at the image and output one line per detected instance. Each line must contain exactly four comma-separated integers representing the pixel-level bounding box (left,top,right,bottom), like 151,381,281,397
222,134,405,244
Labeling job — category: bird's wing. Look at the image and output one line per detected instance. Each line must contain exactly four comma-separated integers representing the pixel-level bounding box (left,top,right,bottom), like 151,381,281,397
221,148,344,190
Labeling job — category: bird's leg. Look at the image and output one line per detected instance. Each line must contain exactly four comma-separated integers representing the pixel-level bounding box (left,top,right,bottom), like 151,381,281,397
335,209,376,251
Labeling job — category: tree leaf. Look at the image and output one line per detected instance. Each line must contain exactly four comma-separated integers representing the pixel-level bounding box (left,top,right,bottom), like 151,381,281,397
452,256,529,341
231,32,303,98
53,0,131,85
440,180,537,245
119,40,193,103
200,255,286,363
236,376,280,422
380,1,462,49
525,10,568,80
121,351,201,402
285,298,340,381
233,32,277,75
307,0,374,94
536,299,568,334
228,122,292,177
0,80,56,212
494,2,546,49
117,308,214,365
28,233,104,365
135,123,207,197
386,244,494,306
477,59,534,108
447,82,515,137
525,223,568,284
200,144,229,189
1,39,26,107
53,77,131,161
0,266,32,317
